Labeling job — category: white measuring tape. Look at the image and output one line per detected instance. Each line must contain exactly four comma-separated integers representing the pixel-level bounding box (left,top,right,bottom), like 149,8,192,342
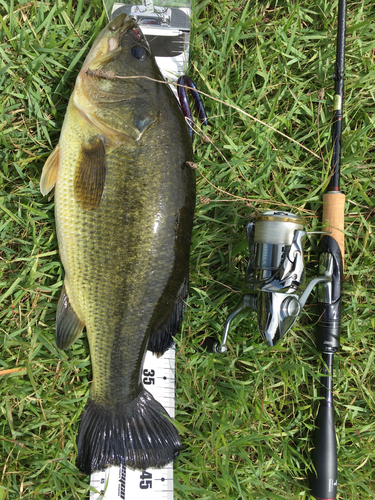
89,347,176,500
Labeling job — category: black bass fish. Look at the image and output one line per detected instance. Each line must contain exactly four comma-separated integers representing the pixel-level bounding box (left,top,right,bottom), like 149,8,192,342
40,14,194,474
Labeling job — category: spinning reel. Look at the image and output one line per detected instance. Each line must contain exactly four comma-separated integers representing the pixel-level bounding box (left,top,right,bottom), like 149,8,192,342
211,211,338,352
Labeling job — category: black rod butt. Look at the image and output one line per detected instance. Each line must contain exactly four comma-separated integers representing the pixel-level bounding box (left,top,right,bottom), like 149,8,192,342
310,404,337,499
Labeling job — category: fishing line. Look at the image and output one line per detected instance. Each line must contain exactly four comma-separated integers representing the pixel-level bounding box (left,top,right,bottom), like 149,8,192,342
85,69,321,160
184,116,249,200
85,68,321,216
185,118,315,215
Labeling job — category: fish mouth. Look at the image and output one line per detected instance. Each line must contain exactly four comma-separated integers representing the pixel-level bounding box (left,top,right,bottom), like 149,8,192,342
107,14,138,52
81,14,142,72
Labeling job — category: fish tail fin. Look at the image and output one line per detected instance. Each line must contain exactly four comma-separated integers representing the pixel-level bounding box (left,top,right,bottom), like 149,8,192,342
76,389,181,474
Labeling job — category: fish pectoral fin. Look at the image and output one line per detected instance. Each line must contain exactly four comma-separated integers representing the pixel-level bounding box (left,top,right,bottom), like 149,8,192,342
74,136,106,210
56,285,85,350
40,144,60,196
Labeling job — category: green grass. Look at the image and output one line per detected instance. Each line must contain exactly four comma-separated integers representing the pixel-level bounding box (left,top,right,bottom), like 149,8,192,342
0,0,374,498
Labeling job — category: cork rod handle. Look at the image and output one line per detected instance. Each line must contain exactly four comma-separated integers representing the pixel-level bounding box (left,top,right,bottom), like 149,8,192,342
322,192,345,266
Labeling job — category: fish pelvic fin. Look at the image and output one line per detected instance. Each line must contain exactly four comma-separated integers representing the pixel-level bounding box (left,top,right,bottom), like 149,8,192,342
76,389,181,474
56,285,85,350
40,144,59,197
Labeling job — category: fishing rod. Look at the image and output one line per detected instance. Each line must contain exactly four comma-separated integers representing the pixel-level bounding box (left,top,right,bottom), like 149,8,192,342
310,0,346,498
202,1,346,498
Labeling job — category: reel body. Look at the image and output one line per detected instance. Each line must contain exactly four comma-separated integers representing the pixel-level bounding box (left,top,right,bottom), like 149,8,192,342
246,212,307,346
212,211,335,352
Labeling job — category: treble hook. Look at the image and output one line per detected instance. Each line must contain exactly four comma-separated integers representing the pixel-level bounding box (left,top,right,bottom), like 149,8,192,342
177,75,208,140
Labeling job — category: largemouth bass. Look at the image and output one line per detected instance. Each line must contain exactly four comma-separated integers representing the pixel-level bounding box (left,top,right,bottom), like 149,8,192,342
40,14,194,474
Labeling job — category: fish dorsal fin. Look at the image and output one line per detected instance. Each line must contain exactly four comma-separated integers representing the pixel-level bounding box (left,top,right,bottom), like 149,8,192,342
74,136,106,210
40,144,60,196
56,284,85,350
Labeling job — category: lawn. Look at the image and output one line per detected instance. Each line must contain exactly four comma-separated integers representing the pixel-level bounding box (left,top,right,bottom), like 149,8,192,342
0,0,374,498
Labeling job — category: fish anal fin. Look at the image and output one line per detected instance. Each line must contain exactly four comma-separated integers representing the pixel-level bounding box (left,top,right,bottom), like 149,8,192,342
147,279,188,356
40,144,60,196
74,136,106,210
56,285,84,350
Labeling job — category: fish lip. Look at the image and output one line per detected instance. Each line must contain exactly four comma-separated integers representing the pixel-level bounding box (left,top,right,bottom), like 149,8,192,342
109,14,138,42
102,16,139,56
119,20,139,41
108,13,128,33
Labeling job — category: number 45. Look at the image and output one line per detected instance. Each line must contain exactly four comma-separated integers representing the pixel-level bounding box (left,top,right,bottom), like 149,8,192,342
140,470,152,489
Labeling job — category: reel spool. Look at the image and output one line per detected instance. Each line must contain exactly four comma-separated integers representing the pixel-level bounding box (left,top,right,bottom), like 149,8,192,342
210,211,334,352
246,211,305,291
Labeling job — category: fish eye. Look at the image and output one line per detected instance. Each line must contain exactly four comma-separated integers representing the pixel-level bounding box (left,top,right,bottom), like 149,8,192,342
131,46,147,61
